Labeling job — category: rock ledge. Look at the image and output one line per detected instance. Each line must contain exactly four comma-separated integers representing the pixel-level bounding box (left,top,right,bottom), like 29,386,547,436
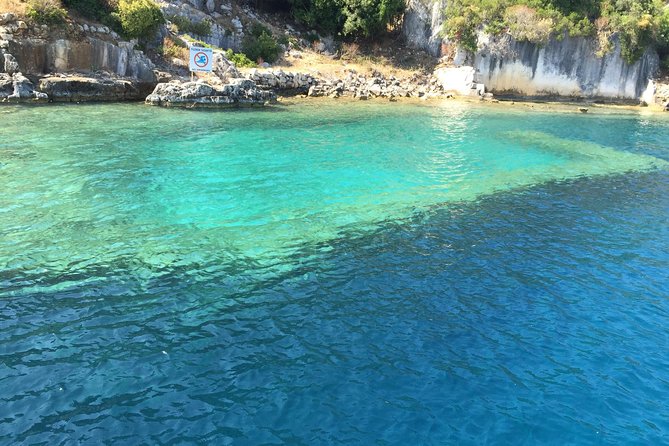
146,78,276,108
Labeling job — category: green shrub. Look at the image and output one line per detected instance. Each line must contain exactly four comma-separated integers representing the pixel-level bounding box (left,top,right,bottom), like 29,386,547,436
504,5,553,44
61,0,114,20
287,0,404,38
159,36,188,60
242,23,282,63
442,0,668,63
225,49,257,67
118,0,164,39
167,14,211,36
27,0,68,25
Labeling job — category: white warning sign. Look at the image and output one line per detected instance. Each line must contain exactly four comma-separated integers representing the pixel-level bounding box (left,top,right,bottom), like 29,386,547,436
189,46,213,72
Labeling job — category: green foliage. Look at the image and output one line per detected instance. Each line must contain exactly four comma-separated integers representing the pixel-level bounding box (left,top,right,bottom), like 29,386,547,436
242,22,282,63
443,0,668,63
158,36,187,60
289,0,343,35
61,0,115,20
167,14,211,36
225,49,257,67
117,0,164,39
26,0,67,25
287,0,405,38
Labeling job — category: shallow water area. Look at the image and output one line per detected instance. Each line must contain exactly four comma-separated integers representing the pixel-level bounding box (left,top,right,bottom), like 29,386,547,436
1,100,669,444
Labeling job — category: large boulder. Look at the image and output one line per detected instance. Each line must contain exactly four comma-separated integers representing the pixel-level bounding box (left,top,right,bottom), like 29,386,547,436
146,78,276,108
212,52,241,81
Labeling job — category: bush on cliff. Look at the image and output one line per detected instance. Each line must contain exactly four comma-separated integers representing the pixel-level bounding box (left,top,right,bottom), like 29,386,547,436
61,0,115,21
288,0,405,38
225,49,257,68
117,0,164,39
242,23,282,63
442,0,669,64
26,0,67,25
167,14,212,37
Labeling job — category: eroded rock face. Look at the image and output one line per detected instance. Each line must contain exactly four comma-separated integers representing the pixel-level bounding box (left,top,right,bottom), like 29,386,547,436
402,1,660,101
38,76,150,102
0,73,48,102
402,0,447,57
8,38,156,83
474,34,659,100
3,52,19,74
145,78,276,107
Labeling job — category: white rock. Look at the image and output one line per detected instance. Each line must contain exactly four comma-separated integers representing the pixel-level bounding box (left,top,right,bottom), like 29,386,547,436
0,13,15,25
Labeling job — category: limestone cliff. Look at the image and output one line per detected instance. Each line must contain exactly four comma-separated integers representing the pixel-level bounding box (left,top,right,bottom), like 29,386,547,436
0,13,156,101
8,37,155,82
473,34,659,100
402,0,446,57
402,1,661,101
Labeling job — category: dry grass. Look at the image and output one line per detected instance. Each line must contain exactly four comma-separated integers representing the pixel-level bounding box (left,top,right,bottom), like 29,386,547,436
263,39,435,81
0,0,27,15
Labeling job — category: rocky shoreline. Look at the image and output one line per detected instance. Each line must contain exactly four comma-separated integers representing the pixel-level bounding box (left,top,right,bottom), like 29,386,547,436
1,8,668,111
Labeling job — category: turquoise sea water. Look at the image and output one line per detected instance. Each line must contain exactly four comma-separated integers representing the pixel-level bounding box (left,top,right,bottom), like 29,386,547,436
1,101,668,444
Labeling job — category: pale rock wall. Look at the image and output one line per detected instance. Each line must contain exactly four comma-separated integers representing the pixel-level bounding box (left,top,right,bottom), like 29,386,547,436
402,1,661,100
434,66,483,96
8,38,155,82
474,34,659,100
402,0,446,56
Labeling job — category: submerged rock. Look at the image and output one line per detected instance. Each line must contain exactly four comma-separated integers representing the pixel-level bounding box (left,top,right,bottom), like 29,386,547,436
145,78,276,108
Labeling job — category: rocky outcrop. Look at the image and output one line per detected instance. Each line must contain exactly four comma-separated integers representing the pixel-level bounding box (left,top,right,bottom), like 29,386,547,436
0,73,48,101
654,82,669,111
474,34,659,100
245,68,458,100
299,70,447,100
145,78,276,107
39,75,150,101
247,69,317,93
159,0,243,51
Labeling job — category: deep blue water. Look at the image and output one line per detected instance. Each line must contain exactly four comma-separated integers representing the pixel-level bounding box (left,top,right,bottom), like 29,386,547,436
1,102,668,444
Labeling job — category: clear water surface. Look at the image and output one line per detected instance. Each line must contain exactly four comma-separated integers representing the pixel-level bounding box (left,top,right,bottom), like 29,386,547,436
1,101,668,444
